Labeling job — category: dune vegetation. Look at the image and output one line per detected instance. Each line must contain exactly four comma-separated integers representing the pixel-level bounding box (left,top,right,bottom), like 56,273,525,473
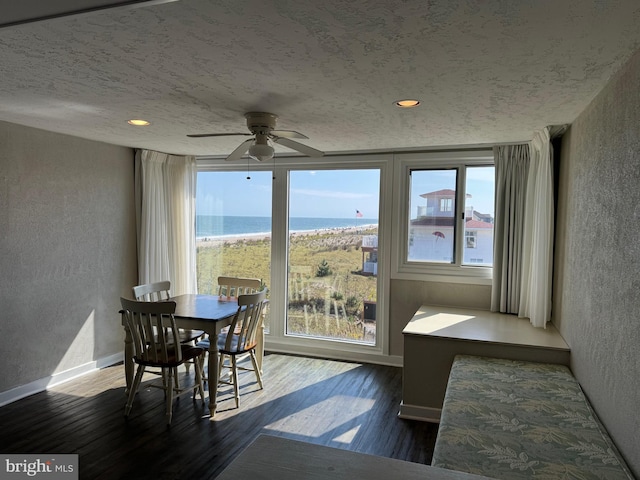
196,227,378,343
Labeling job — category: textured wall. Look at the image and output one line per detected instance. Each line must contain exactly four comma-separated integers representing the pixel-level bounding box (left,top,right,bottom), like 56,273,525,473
0,121,137,393
553,49,640,475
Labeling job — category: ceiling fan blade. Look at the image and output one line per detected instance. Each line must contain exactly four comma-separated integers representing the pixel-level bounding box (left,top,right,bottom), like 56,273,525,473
226,138,254,161
187,132,252,138
272,136,324,157
270,129,308,139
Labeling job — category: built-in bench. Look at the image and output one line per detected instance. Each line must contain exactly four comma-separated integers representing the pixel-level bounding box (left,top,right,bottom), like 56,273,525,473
400,305,570,422
431,355,634,480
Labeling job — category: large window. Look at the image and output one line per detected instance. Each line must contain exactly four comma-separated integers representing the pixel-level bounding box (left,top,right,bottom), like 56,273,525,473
286,169,380,344
196,157,385,357
394,151,495,282
195,170,272,303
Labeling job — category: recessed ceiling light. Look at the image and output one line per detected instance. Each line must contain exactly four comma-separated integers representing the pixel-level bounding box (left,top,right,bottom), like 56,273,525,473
127,119,150,126
394,99,421,108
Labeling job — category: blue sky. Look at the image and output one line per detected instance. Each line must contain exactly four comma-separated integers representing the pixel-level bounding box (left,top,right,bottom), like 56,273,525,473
197,166,493,218
410,166,495,217
197,169,380,218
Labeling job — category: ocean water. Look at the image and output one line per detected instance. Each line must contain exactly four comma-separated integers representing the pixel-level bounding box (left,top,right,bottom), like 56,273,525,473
196,215,378,239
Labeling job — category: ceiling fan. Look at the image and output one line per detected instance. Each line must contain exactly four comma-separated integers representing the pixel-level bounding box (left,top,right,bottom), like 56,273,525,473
187,112,324,161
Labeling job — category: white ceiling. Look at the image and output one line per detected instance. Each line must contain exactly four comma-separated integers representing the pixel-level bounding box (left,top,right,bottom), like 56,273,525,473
1,0,639,157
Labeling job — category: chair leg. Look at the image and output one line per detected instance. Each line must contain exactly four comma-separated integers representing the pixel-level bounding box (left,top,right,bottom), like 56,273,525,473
218,353,225,379
173,367,180,391
165,368,174,425
125,365,145,417
194,355,206,405
249,350,264,389
231,356,240,408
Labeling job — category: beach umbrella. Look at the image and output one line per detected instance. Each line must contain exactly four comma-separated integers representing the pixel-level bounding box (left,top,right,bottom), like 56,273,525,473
433,231,445,242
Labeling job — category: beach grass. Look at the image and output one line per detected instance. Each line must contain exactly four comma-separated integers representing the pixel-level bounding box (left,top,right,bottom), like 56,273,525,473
196,227,378,342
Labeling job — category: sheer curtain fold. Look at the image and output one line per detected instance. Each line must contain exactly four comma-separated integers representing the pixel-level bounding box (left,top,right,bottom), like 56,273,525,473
491,127,554,328
135,149,197,296
519,128,554,327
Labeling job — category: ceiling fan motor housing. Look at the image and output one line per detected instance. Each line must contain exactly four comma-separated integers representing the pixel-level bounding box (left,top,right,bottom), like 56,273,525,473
245,112,278,135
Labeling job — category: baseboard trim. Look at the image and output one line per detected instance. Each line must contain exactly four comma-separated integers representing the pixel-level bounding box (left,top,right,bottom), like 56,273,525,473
264,341,403,368
398,402,441,423
0,352,123,408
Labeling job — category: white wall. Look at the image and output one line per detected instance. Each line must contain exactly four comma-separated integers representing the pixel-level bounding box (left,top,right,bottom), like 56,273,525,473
553,48,640,476
0,121,137,396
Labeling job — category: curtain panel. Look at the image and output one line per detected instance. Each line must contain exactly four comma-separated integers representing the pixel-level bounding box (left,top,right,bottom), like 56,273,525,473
491,144,530,315
519,128,554,327
134,149,197,296
491,127,554,328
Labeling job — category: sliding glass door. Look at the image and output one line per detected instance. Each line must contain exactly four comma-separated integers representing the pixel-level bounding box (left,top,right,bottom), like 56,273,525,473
286,169,380,344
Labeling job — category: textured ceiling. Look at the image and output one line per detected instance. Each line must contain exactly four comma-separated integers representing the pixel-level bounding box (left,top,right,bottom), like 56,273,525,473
1,0,639,157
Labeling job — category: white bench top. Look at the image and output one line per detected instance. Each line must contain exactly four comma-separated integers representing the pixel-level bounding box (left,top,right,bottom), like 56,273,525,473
403,305,569,351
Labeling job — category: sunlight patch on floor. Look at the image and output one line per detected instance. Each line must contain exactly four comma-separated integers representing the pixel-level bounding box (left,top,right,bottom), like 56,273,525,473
332,425,361,444
264,395,375,442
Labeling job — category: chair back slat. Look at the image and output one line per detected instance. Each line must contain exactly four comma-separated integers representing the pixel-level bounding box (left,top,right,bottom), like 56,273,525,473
217,276,262,299
132,281,171,302
120,297,181,365
222,291,267,354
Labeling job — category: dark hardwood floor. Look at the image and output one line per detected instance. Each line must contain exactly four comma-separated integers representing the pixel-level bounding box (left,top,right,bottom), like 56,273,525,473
0,353,438,479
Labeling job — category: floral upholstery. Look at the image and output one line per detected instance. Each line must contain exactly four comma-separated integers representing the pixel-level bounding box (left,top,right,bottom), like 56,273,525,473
432,355,633,480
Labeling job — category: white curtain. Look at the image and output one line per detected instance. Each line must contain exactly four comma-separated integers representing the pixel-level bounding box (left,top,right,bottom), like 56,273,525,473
491,144,530,314
491,128,554,328
519,128,554,327
135,149,197,296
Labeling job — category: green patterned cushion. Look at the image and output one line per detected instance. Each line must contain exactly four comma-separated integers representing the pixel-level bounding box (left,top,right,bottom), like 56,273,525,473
432,355,633,479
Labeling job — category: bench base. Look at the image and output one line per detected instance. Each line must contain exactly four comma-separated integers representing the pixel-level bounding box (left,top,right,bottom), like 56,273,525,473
401,305,570,422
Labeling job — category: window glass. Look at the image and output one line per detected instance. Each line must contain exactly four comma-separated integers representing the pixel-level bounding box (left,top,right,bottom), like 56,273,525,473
462,166,495,266
195,170,272,327
287,169,380,344
408,169,457,263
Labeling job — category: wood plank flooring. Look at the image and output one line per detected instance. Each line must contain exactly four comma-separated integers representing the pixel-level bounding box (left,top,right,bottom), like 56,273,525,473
0,353,438,479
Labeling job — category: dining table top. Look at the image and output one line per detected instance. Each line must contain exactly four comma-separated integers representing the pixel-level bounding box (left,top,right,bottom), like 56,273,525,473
170,293,240,322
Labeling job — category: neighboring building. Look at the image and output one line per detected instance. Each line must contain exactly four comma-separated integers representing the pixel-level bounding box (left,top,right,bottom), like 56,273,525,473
410,189,494,265
361,235,378,275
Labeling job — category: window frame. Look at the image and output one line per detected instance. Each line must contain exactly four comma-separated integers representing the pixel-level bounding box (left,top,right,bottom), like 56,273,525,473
391,150,494,285
197,153,393,362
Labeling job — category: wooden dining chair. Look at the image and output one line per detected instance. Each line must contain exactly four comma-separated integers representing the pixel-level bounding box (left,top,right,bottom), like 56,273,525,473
217,276,262,298
133,281,205,344
132,281,204,383
120,297,206,425
199,276,267,379
198,290,268,408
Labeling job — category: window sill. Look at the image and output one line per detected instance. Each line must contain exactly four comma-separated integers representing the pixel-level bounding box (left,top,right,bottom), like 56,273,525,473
392,266,493,285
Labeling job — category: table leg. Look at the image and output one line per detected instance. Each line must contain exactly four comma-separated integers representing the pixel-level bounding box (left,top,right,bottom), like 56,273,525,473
208,332,220,419
123,319,134,395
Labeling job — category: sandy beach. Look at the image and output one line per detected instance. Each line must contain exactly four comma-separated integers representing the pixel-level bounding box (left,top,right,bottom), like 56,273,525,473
196,224,377,248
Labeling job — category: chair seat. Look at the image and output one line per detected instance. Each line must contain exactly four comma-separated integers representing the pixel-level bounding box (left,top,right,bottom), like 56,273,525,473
165,328,205,344
135,344,205,368
197,335,256,355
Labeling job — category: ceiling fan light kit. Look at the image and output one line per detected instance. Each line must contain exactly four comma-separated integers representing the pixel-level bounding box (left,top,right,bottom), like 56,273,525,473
188,111,324,161
248,142,275,162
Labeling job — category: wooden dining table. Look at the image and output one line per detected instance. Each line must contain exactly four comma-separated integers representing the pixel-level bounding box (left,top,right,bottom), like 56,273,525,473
121,294,265,419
